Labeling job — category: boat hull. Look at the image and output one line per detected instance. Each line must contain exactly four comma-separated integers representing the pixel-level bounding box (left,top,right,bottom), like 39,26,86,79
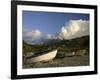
26,50,57,63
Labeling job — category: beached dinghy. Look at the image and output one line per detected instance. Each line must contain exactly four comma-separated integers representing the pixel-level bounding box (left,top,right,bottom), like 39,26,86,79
26,49,57,63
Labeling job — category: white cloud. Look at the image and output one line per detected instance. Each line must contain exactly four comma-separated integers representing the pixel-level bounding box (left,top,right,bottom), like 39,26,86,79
47,34,52,39
47,34,58,39
59,19,89,40
23,29,42,43
23,19,89,44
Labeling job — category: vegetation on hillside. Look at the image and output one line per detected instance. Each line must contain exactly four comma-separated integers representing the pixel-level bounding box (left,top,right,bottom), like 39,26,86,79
23,35,89,54
23,35,89,68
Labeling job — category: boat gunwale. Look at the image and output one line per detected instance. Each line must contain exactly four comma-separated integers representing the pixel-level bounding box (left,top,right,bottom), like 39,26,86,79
26,49,57,59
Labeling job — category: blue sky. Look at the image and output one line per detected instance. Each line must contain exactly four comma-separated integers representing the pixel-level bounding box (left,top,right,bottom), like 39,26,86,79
22,11,89,44
22,11,89,35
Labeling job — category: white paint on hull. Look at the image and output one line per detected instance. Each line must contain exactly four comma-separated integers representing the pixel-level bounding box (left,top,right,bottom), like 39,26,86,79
26,49,57,63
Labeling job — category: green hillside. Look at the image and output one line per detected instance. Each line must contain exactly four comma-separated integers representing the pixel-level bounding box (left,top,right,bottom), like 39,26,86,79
23,35,89,68
23,35,89,55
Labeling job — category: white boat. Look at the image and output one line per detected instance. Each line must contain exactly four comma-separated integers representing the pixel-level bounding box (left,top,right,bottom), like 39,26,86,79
26,49,57,63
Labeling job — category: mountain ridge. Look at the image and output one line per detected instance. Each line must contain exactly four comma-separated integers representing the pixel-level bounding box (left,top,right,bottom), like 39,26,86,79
23,35,89,54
